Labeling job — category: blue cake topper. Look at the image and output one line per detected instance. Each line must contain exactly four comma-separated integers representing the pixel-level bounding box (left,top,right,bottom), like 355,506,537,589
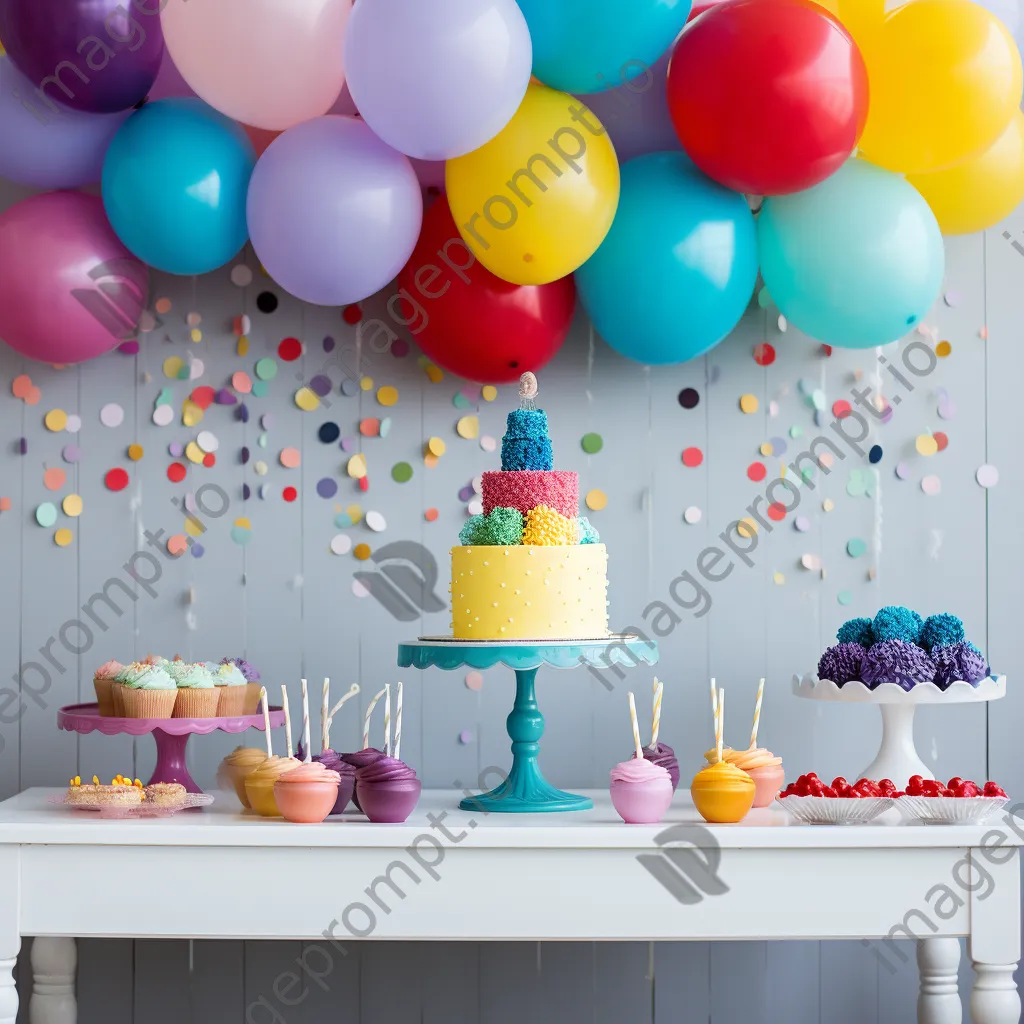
500,372,553,471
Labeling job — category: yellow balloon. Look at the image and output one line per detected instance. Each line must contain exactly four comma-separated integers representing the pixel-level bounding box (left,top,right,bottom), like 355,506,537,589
445,83,620,285
908,110,1024,235
814,0,884,53
858,0,1023,175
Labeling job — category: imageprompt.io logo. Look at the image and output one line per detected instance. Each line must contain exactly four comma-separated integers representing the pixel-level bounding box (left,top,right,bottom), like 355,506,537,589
354,541,447,622
637,824,730,905
71,258,149,341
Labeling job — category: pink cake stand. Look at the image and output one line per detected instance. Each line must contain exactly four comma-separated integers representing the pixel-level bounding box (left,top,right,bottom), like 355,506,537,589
57,702,286,794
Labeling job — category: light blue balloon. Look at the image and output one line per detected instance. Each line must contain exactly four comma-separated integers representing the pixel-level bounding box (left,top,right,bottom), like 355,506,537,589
577,152,758,366
516,0,692,95
102,98,255,275
758,159,945,349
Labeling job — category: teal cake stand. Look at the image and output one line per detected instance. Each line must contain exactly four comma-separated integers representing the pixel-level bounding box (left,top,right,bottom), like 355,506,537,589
397,636,659,813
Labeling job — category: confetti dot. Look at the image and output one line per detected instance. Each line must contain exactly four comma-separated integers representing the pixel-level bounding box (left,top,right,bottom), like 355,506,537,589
276,447,299,469
739,394,759,414
341,378,360,397
309,375,332,397
976,464,999,488
189,329,202,343
184,441,205,465
283,486,298,502
44,409,67,432
773,572,786,586
936,340,951,358
391,462,413,483
427,437,446,457
800,553,821,571
249,459,264,477
261,413,274,430
60,494,82,517
753,343,775,366
354,543,371,561
585,489,607,511
467,498,483,516
154,297,172,315
358,376,373,392
847,538,867,558
42,467,66,491
252,381,269,398
278,337,302,361
480,435,497,453
230,264,253,287
377,385,399,407
679,506,701,526
35,502,57,527
360,418,380,437
759,442,774,457
737,518,758,538
347,453,367,479
23,388,40,407
916,434,938,457
54,528,73,548
581,432,603,454
294,387,319,412
944,290,961,307
127,444,144,462
232,371,252,394
789,426,803,439
330,534,352,555
938,399,956,420
933,431,948,452
822,499,834,512
0,498,10,512
181,400,204,427
682,447,703,468
425,508,439,522
678,388,700,409
319,422,340,444
481,385,498,402
11,375,32,400
167,463,187,483
767,503,787,522
868,444,883,464
837,590,853,606
746,461,766,482
457,415,480,439
100,403,124,428
105,468,129,491
365,510,386,532
921,475,941,496
63,414,81,433
316,477,338,499
424,453,439,468
895,461,910,480
231,521,253,545
165,534,187,557
256,291,278,313
794,515,810,532
255,358,278,381
832,400,851,419
153,405,174,427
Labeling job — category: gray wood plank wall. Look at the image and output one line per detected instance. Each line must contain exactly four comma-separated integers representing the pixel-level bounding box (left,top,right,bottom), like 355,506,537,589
2,174,1021,1021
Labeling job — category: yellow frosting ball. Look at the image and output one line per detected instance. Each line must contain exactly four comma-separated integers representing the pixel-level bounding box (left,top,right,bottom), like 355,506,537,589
522,504,578,546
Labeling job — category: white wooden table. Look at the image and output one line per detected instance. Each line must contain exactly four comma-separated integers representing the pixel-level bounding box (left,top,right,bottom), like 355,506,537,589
1,788,1020,1024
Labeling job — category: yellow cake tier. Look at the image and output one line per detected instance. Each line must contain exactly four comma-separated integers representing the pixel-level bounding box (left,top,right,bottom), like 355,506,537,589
450,545,609,640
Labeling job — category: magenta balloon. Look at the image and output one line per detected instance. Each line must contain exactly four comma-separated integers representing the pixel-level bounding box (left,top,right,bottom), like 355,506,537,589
576,52,682,163
0,192,149,364
0,55,130,188
0,0,164,112
147,50,194,101
247,116,423,306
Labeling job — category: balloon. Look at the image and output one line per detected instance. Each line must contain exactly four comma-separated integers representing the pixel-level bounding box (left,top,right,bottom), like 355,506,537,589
396,196,576,383
0,55,129,188
517,0,692,94
576,152,758,365
446,83,620,286
971,0,1024,56
758,159,944,349
161,0,351,130
858,0,1023,175
667,0,869,196
0,0,163,112
0,192,149,364
247,116,423,306
344,0,531,161
102,98,255,275
147,49,194,101
908,111,1024,235
574,52,681,163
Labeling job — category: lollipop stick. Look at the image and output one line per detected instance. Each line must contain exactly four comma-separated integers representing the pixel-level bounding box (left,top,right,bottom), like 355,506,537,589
750,677,765,750
716,689,725,764
321,678,329,753
327,684,361,733
383,683,391,757
651,679,663,749
395,681,403,762
710,677,718,720
363,686,386,750
259,687,272,758
300,678,311,763
281,685,293,759
628,692,643,761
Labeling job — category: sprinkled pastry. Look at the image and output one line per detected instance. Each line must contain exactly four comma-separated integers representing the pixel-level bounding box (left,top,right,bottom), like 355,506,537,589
872,606,924,645
836,616,874,648
920,613,966,652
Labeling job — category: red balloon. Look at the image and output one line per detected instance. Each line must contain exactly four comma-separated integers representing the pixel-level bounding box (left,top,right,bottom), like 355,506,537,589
688,0,728,20
667,0,869,195
397,197,576,384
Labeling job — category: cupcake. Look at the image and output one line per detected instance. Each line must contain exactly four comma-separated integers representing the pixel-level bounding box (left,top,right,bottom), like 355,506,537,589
93,660,123,717
610,757,673,824
143,782,188,809
932,641,988,688
630,742,680,791
218,746,270,808
274,761,341,823
245,756,301,817
704,747,785,808
691,761,755,823
205,661,247,717
314,749,356,815
817,642,865,685
118,663,176,718
221,657,262,715
860,639,936,691
355,756,421,823
111,661,146,716
168,662,218,718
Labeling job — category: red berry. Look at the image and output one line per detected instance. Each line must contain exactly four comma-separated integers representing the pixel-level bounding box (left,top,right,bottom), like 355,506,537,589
846,788,863,799
947,777,964,790
922,780,942,795
832,777,848,791
909,775,924,787
962,782,981,798
984,782,1007,798
822,786,837,798
879,779,896,793
806,772,819,781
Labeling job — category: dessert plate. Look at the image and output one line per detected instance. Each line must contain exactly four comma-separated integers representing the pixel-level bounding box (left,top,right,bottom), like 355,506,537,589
895,796,1009,825
776,795,893,825
47,792,214,819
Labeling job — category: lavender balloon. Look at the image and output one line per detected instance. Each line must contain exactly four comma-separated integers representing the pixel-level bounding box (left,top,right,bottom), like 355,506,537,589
247,116,422,306
0,56,129,188
343,0,532,161
0,0,164,113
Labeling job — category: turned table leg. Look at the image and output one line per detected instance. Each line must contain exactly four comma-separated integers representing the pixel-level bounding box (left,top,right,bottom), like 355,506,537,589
0,942,17,1024
29,938,77,1024
918,938,963,1024
970,963,1021,1024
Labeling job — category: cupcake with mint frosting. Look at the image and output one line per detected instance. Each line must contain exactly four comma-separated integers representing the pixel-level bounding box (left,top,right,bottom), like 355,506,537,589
205,661,247,717
169,662,218,718
221,657,262,714
119,664,176,719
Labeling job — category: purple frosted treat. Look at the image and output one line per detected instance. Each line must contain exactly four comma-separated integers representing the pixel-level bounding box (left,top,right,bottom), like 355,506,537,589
631,742,680,790
860,640,936,691
221,656,260,681
932,642,988,688
341,748,385,812
314,749,355,814
355,757,421,823
817,643,865,685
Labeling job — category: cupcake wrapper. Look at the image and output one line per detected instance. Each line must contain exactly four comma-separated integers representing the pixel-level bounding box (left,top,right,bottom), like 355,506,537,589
216,686,246,717
111,681,126,717
94,677,114,717
243,681,263,716
121,687,177,719
173,687,220,719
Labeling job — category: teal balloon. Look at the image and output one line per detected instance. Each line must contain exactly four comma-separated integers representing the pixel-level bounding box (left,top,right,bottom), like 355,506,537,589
102,98,255,275
758,159,944,349
516,0,692,94
576,152,758,366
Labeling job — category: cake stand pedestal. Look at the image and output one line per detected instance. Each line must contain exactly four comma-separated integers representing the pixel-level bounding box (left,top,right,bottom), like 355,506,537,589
399,637,659,813
792,675,1006,782
57,703,285,794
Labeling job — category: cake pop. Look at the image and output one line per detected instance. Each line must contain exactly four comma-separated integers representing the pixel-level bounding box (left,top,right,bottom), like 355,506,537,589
355,681,421,823
311,679,360,814
630,679,680,789
244,687,300,816
691,688,755,824
341,684,390,812
611,691,673,824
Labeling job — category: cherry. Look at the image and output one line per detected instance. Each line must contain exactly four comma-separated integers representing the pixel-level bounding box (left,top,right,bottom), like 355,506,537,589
822,786,837,798
962,782,981,798
832,777,848,791
948,777,964,790
984,782,1008,798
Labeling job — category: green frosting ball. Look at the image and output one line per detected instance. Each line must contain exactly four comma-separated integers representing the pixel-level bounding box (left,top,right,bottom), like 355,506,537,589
458,507,524,546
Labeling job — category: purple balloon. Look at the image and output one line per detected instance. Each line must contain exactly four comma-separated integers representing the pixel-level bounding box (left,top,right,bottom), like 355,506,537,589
343,0,532,161
0,0,164,113
147,49,194,101
247,116,423,306
0,55,129,188
576,52,682,163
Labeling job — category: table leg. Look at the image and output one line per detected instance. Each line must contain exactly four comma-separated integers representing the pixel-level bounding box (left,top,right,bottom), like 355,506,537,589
970,963,1020,1024
29,938,77,1024
0,941,17,1024
918,938,962,1024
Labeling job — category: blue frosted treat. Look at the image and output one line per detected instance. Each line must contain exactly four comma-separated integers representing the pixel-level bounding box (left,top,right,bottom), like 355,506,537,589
817,643,864,685
860,640,936,691
872,605,924,645
932,641,988,688
919,613,966,652
501,409,553,471
577,516,600,544
836,616,874,648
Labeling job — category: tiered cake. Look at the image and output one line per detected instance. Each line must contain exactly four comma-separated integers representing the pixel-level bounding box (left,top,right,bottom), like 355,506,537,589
450,374,609,640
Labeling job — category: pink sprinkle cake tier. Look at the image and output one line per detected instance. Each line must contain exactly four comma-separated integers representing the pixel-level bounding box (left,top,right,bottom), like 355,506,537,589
481,470,578,521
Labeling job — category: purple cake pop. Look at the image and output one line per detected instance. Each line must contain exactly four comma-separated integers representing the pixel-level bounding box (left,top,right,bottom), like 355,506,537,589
860,640,936,692
817,643,865,685
355,756,421,823
313,748,355,814
341,748,385,813
632,742,680,790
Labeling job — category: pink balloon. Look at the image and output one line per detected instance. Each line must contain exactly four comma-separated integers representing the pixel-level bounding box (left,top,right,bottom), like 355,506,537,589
160,0,353,131
0,193,149,364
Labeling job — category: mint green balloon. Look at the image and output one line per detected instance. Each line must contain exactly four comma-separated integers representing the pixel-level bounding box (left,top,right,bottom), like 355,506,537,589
758,159,944,349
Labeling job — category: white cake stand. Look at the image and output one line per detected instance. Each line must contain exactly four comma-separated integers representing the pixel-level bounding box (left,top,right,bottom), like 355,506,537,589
791,674,1006,783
